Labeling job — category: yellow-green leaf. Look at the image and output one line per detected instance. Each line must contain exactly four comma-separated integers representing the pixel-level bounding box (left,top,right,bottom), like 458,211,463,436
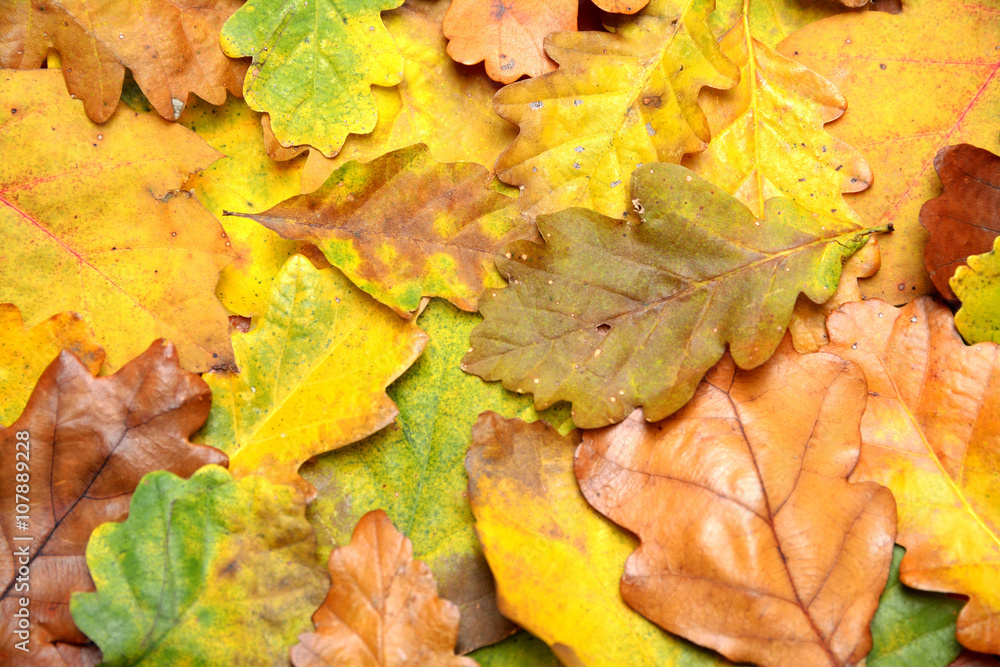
293,0,517,192
221,0,404,157
709,0,855,47
0,303,104,426
196,255,428,493
238,145,526,317
301,300,570,653
463,164,880,428
177,95,321,317
466,413,728,666
953,236,1000,344
70,466,328,666
493,0,739,219
0,69,235,373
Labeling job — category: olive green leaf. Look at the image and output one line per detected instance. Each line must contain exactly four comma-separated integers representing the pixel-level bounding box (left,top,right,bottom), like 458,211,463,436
868,546,964,667
233,145,528,317
221,0,404,157
469,631,562,667
70,466,328,666
301,299,570,653
463,163,885,428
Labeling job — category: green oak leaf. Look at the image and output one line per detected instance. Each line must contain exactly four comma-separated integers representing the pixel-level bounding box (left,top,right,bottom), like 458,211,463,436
221,0,404,157
463,163,884,428
300,299,570,654
469,631,562,667
868,546,964,667
70,466,328,666
953,236,1000,344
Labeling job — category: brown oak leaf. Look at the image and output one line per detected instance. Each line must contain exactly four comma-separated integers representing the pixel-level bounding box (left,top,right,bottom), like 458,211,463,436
920,144,1000,300
576,336,897,666
0,340,227,665
291,510,477,667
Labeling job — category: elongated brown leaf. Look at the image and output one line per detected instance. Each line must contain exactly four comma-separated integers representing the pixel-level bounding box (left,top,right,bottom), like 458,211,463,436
0,340,227,664
463,163,882,428
920,144,1000,300
232,145,527,317
291,510,477,667
576,336,897,666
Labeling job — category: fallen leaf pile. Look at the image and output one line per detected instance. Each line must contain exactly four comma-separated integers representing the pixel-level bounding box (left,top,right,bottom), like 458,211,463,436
2,0,1000,665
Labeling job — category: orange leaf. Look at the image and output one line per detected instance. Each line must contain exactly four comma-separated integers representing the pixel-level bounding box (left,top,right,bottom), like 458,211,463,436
291,510,477,667
591,0,650,13
576,336,897,666
824,297,1000,653
0,340,227,663
0,0,246,122
443,0,576,84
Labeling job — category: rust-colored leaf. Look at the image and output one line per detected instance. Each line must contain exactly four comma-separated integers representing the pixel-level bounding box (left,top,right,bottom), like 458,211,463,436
920,144,1000,301
443,0,576,84
0,0,246,123
576,336,897,666
291,510,477,667
0,340,227,664
824,297,1000,654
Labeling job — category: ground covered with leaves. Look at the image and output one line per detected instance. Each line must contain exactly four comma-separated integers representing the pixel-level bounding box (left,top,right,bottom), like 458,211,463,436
1,0,1000,665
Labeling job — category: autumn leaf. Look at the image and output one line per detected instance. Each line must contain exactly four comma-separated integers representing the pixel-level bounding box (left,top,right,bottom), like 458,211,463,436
221,0,404,157
466,413,727,666
823,297,1000,653
949,652,1000,667
920,144,1000,301
779,0,1000,302
0,69,235,373
0,0,246,123
576,336,897,666
708,0,849,47
1,340,227,664
290,0,518,193
953,237,1000,344
0,304,104,426
492,0,740,219
469,632,561,667
463,163,881,428
196,255,427,494
70,466,327,666
291,510,476,667
594,0,651,12
176,95,326,317
868,546,964,667
301,300,570,653
236,145,527,317
442,0,576,84
683,14,871,222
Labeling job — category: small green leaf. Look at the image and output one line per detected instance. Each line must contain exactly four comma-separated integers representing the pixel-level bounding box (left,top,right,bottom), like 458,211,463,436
953,236,1000,344
868,546,964,667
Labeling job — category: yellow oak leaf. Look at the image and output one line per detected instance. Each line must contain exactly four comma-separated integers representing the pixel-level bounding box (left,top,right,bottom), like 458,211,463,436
779,0,1000,302
0,69,235,373
196,255,428,495
493,0,739,220
176,96,326,317
0,304,104,426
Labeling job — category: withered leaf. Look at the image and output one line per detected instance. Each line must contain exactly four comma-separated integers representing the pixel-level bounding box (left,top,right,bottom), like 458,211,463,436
0,340,227,664
920,144,1000,301
576,336,897,666
291,510,477,667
